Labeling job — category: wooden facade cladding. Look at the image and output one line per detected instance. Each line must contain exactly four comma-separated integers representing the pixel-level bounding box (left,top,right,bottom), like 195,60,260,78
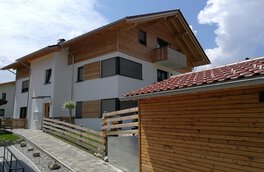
68,32,118,64
67,17,203,72
82,100,100,118
83,61,100,80
117,22,193,72
16,67,29,79
139,85,264,171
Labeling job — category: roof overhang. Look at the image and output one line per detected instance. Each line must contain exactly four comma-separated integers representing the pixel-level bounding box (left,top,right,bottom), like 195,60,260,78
122,76,264,101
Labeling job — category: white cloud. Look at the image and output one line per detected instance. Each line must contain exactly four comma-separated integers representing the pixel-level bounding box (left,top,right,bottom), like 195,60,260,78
0,0,107,83
198,0,264,67
189,25,197,35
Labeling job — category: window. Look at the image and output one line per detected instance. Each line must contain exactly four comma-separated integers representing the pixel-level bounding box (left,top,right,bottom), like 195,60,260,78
156,38,169,48
77,67,83,82
20,107,27,118
157,69,168,82
45,69,52,84
0,109,4,116
101,57,142,80
101,58,117,77
100,99,119,118
138,30,147,45
100,98,138,117
120,58,142,80
75,102,83,118
22,80,29,93
1,93,6,100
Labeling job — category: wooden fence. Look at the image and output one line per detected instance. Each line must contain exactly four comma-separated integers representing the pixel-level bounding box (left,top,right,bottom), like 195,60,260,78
0,118,26,129
102,107,139,137
42,118,105,156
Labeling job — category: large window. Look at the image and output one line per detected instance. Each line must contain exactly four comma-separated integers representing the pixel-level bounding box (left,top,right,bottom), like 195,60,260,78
22,80,29,93
77,67,83,82
1,93,6,100
100,99,118,118
101,57,142,80
157,69,168,82
100,98,138,117
0,109,4,116
75,102,83,118
45,69,52,84
20,107,27,118
138,30,147,45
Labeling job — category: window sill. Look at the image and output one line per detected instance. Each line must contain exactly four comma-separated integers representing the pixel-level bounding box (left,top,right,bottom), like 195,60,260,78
44,82,51,85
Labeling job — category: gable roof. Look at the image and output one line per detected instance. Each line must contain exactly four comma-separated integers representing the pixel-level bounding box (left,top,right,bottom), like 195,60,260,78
124,56,264,99
1,9,209,70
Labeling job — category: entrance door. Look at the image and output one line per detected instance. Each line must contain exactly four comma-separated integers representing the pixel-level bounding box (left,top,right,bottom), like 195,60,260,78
44,103,50,118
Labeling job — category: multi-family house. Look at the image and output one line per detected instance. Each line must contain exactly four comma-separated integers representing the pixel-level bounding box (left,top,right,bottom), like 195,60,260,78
1,9,210,130
0,81,15,118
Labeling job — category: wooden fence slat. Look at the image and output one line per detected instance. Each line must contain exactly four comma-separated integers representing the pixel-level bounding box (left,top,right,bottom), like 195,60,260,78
107,130,138,136
103,107,138,117
44,118,102,136
43,121,103,143
106,114,138,123
102,122,138,130
43,118,105,156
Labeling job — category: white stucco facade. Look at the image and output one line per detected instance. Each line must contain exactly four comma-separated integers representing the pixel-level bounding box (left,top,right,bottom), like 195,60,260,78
73,51,180,130
27,50,72,129
10,50,182,130
13,77,29,119
0,81,15,118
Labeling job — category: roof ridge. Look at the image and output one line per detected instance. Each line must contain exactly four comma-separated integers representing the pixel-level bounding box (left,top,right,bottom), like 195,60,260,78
125,9,180,19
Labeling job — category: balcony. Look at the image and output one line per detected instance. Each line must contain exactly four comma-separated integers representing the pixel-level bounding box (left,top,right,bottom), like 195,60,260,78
154,47,187,69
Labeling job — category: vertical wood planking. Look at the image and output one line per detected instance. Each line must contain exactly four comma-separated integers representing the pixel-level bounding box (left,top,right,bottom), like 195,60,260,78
139,85,264,171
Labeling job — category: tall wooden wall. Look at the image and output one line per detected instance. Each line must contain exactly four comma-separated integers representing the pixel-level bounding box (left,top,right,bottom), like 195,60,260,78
139,85,264,171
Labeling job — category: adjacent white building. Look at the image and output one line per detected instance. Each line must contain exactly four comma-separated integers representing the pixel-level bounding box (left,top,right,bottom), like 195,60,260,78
1,9,210,130
0,81,15,118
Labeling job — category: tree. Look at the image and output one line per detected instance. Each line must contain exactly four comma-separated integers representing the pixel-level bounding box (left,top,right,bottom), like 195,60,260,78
62,101,75,124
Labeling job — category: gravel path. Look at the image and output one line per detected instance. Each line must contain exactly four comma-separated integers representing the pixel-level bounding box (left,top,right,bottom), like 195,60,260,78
13,142,72,172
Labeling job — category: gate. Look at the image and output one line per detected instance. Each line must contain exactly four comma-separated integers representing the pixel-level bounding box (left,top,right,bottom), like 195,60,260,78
102,107,139,172
0,146,25,172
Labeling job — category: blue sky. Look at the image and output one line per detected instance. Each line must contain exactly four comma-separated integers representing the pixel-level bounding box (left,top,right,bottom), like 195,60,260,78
96,0,216,50
0,0,264,83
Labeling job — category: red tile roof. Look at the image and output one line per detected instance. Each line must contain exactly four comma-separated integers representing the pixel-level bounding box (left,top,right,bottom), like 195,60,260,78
125,57,264,97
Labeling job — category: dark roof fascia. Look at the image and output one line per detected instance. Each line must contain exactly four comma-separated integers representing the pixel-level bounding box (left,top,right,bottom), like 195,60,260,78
177,10,210,65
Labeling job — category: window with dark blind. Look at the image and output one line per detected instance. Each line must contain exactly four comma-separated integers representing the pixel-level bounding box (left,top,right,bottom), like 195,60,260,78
101,57,142,80
101,58,117,77
2,93,6,100
45,69,52,84
138,30,147,45
75,102,83,118
22,80,29,93
77,67,83,82
100,98,119,118
20,107,27,118
120,58,142,80
0,109,4,116
157,69,168,82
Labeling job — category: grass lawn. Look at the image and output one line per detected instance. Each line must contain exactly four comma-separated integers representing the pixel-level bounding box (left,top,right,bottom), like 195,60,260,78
0,132,21,143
